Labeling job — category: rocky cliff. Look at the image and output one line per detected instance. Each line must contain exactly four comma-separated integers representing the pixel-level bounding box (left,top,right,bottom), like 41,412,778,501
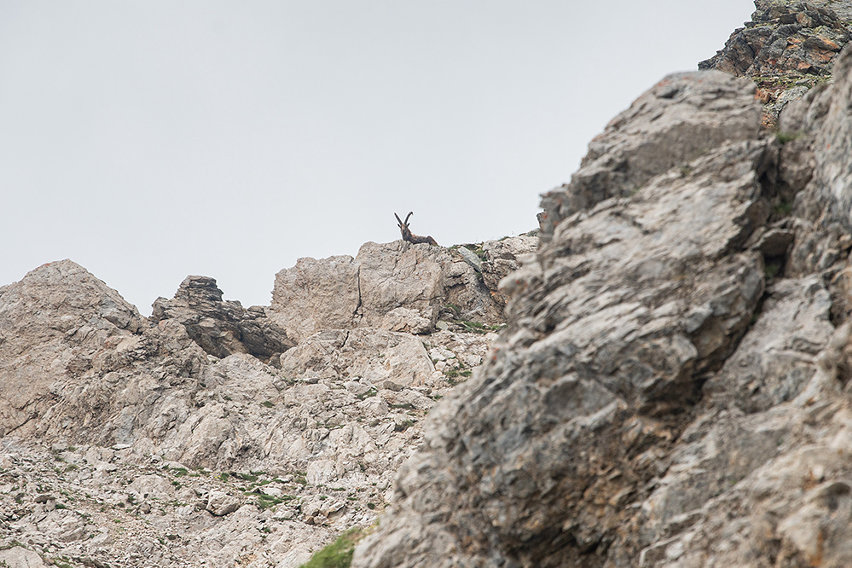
3,2,852,567
0,236,534,567
351,3,852,566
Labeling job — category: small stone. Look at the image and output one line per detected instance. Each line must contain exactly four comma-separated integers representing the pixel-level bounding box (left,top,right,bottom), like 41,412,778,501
206,491,241,516
458,247,483,273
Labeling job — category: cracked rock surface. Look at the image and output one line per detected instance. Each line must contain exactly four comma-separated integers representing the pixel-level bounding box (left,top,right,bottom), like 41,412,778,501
0,249,509,566
352,44,852,568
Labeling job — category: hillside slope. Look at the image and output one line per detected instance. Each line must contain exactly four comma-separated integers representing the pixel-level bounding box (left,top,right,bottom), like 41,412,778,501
0,237,534,567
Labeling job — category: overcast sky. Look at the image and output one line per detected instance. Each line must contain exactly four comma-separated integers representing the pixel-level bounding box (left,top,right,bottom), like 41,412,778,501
1,1,755,313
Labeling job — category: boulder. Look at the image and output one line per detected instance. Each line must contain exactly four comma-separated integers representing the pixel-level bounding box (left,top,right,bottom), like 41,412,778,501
269,255,362,342
206,490,242,516
0,546,48,568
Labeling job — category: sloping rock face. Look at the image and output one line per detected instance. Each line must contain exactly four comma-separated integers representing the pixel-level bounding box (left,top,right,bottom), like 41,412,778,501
269,238,531,341
538,70,762,238
0,260,196,441
353,47,852,568
700,0,852,126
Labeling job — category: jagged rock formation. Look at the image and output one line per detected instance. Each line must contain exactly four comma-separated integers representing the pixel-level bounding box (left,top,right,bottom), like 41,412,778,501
352,43,852,568
152,275,294,363
701,0,852,126
0,233,529,566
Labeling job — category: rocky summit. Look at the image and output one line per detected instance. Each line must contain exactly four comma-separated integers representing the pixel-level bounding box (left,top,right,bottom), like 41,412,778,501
2,2,852,567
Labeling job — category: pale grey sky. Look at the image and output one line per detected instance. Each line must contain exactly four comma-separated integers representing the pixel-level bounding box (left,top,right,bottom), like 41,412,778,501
1,1,754,313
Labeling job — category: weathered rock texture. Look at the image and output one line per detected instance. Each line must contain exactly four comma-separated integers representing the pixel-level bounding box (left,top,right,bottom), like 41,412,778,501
538,70,762,238
151,275,294,363
269,237,535,341
4,4,852,568
701,0,852,126
0,256,503,567
352,44,852,568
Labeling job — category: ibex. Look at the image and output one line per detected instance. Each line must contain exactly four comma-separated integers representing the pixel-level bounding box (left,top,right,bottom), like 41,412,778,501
394,211,438,246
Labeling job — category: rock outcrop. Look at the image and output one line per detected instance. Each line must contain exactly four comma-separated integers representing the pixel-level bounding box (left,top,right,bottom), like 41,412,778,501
151,275,293,363
269,237,536,341
0,240,512,566
538,70,762,238
701,0,852,126
352,42,852,568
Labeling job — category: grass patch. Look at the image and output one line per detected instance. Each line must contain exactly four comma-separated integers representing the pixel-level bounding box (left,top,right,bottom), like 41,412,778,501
775,130,801,144
773,199,793,217
764,259,783,279
445,366,472,379
255,493,286,510
356,387,378,401
299,527,370,568
458,320,503,334
261,400,275,408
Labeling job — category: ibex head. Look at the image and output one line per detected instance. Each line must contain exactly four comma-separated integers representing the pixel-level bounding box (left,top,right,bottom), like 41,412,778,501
395,211,414,241
394,211,438,246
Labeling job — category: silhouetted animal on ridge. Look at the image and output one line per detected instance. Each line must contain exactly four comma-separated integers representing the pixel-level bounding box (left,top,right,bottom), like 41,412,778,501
394,212,438,246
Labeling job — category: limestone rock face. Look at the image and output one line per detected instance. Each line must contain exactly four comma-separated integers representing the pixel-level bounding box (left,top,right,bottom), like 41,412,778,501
270,254,362,342
0,259,161,439
539,70,761,238
480,234,539,308
0,256,501,566
352,47,852,568
783,43,852,237
151,275,294,363
269,239,515,341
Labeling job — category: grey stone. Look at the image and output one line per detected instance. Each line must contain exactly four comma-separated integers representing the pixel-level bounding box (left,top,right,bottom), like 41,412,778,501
0,546,48,568
457,246,482,273
205,490,241,516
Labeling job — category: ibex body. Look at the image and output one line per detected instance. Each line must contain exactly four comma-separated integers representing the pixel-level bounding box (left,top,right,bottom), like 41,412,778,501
395,212,438,246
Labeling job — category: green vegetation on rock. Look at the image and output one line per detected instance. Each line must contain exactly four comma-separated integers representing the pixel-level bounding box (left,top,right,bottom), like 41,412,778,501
299,527,369,568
